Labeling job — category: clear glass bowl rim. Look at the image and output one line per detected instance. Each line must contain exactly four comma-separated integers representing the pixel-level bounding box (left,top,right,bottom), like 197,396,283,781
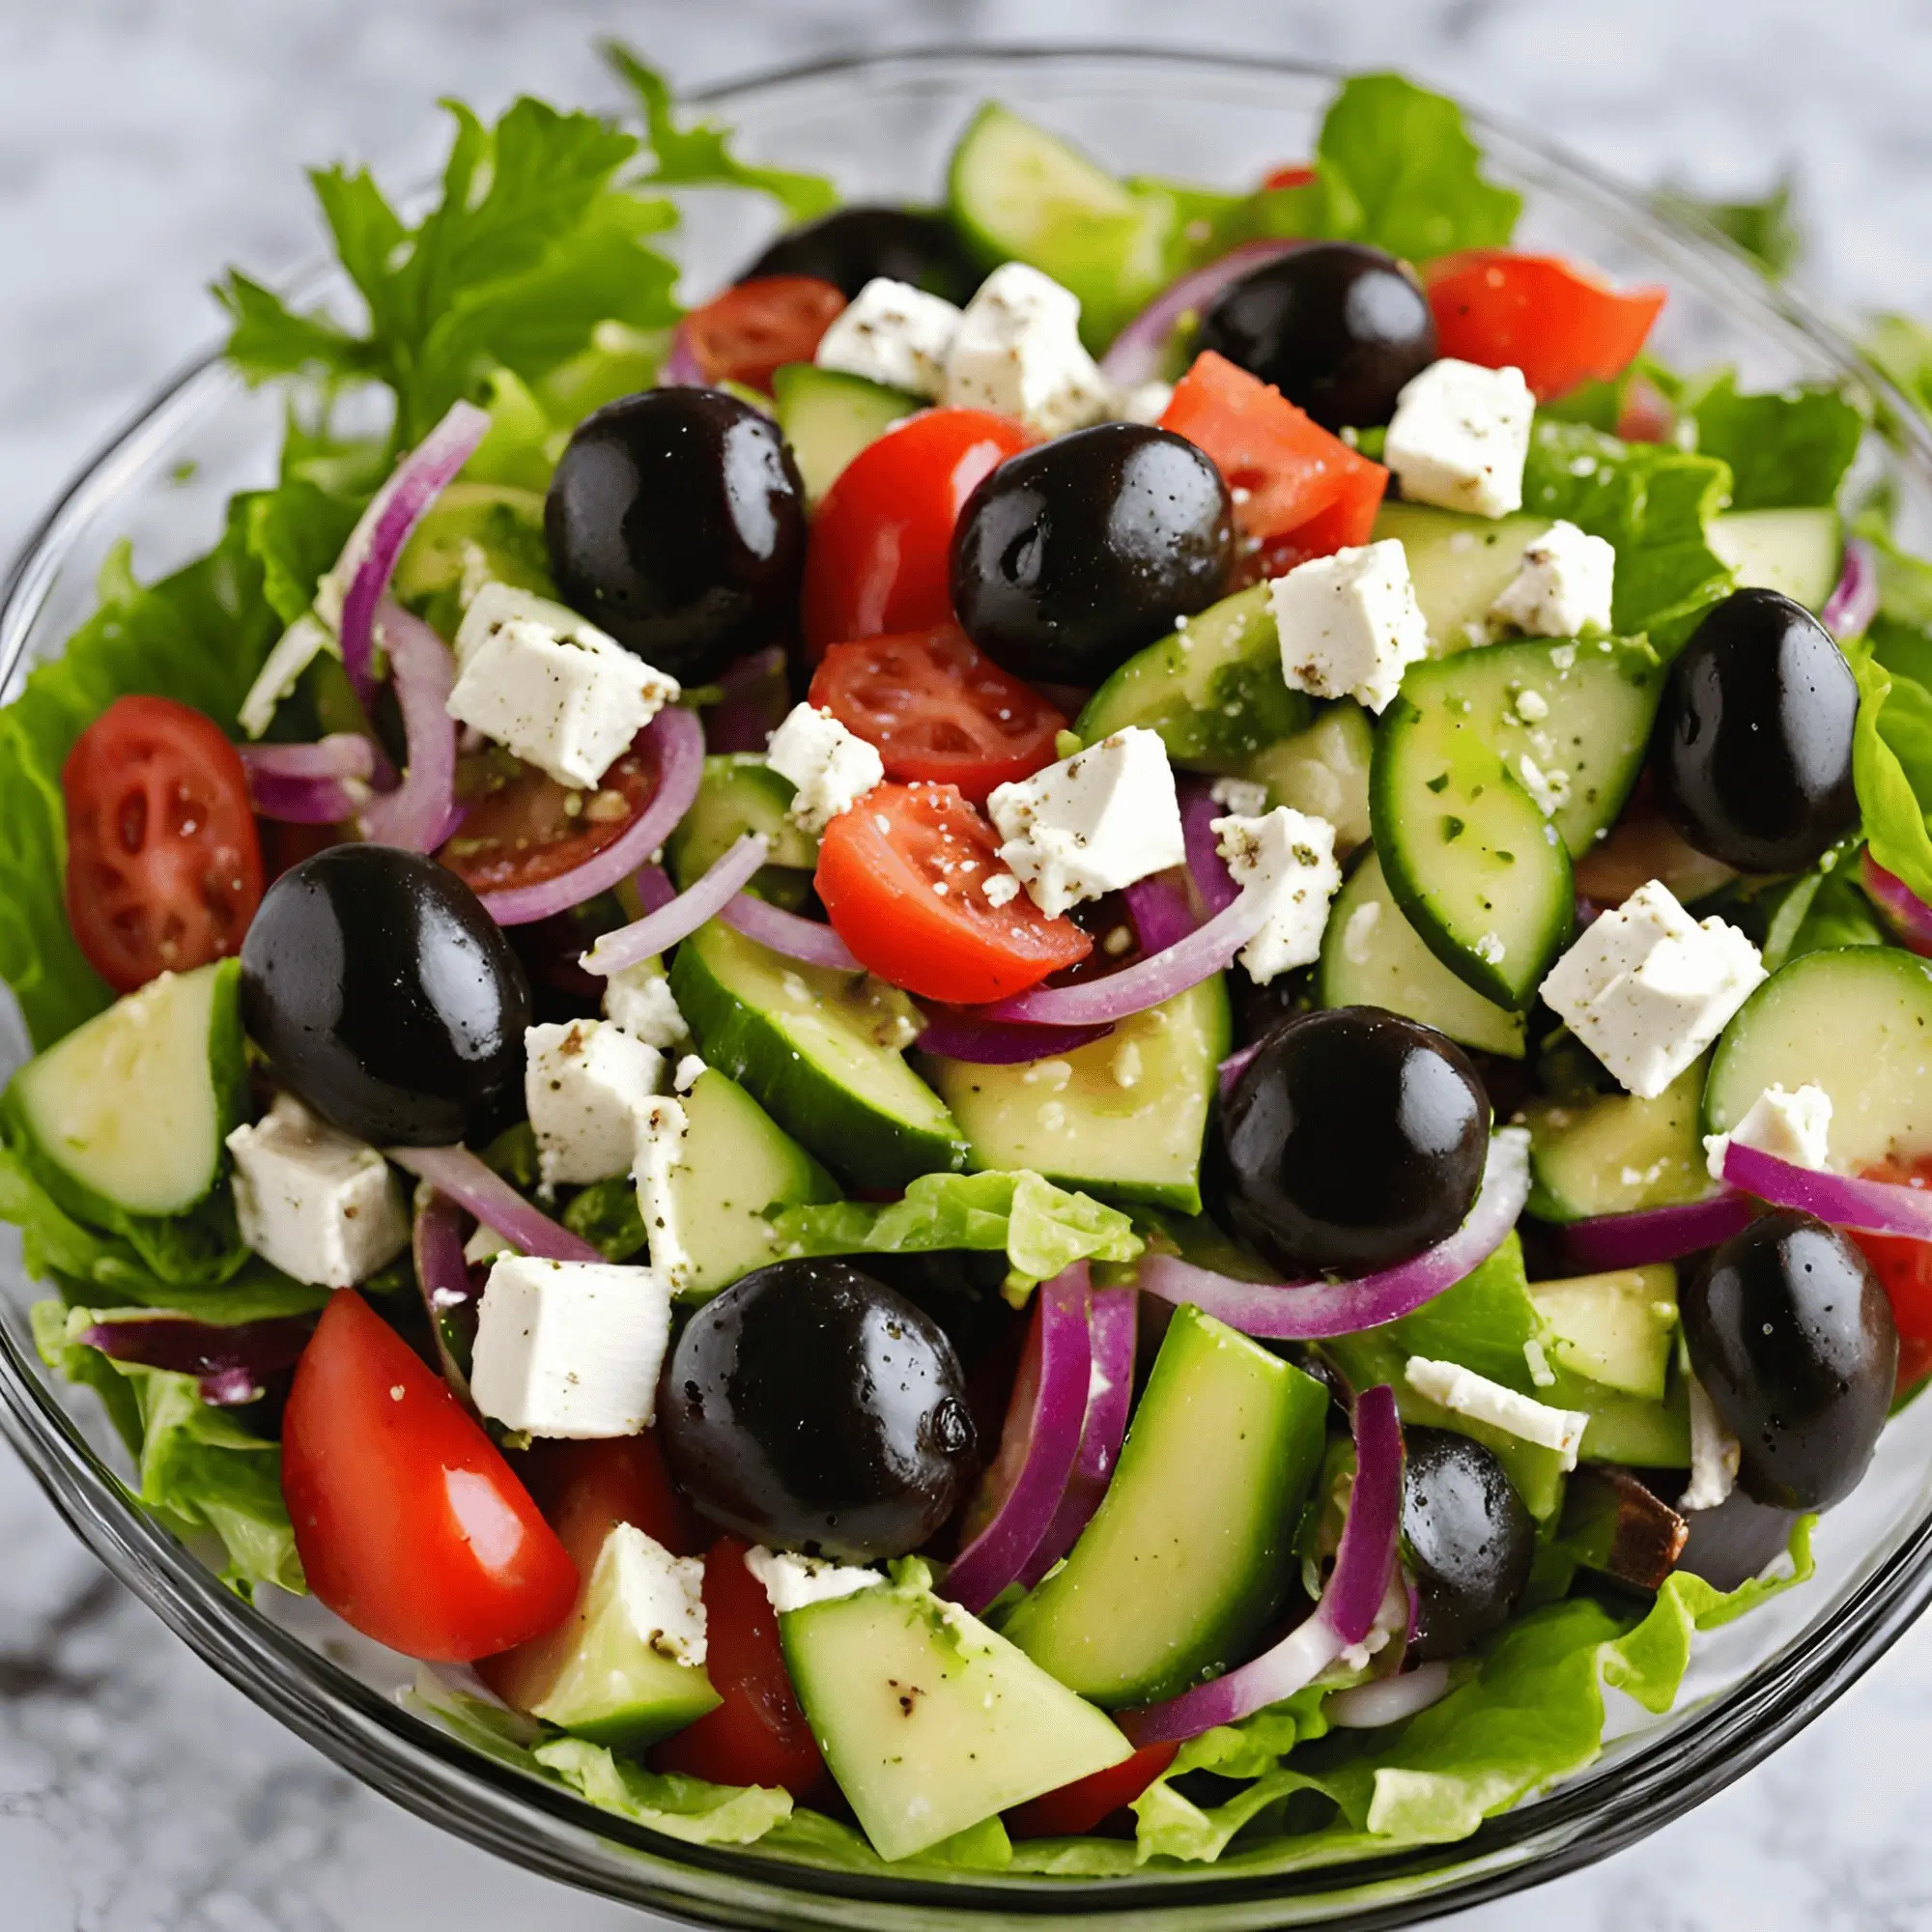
6,43,1932,1931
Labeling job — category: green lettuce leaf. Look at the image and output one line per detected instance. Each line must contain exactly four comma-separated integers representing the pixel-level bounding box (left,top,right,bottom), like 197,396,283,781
1654,180,1801,278
1687,372,1863,511
1852,649,1932,905
1862,313,1932,424
245,474,367,629
535,1738,797,1846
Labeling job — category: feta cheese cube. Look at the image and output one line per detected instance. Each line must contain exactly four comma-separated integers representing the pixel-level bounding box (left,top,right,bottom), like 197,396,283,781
1110,378,1174,425
942,262,1111,439
985,726,1185,918
560,1523,709,1673
743,1545,882,1615
226,1094,409,1290
1539,880,1766,1100
765,703,885,833
603,963,691,1049
1385,359,1535,518
525,1019,666,1188
632,1094,694,1291
1208,774,1269,818
1404,1357,1590,1469
1703,1082,1833,1182
1212,809,1344,983
1489,519,1615,638
814,277,962,399
448,583,680,790
470,1255,672,1438
1680,1376,1742,1512
1268,539,1430,714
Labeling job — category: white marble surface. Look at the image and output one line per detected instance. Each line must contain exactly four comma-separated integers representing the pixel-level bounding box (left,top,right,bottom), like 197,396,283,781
7,2,1932,1926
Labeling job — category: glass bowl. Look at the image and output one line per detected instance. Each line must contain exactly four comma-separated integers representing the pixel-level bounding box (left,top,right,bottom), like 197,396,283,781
6,45,1932,1931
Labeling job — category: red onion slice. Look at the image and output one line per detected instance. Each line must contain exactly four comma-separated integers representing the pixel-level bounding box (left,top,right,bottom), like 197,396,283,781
942,1264,1094,1615
78,1311,316,1406
719,893,862,970
1861,851,1932,956
1099,241,1306,387
1821,536,1878,638
1325,1659,1454,1730
241,736,377,783
662,322,705,386
1218,1038,1264,1100
705,644,791,754
632,864,676,916
244,771,367,825
1123,870,1198,954
384,1145,603,1263
1723,1140,1932,1238
479,704,706,928
1180,784,1239,917
580,831,768,976
357,603,462,852
412,1187,479,1405
913,1006,1113,1063
1560,1191,1756,1270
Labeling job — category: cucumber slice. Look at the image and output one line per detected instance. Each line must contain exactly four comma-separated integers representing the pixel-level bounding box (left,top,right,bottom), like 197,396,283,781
391,481,553,640
1703,946,1932,1169
6,961,245,1220
666,755,819,909
1232,701,1375,852
1579,1379,1690,1468
772,363,920,505
1524,1061,1711,1222
923,977,1229,1212
1318,849,1526,1057
781,1571,1129,1861
1708,507,1842,613
1371,670,1575,1009
1001,1304,1328,1706
1530,1264,1679,1401
670,923,969,1191
1372,503,1554,651
1072,585,1309,771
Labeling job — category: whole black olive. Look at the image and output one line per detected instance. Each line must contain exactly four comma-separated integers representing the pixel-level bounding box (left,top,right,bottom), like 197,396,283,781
1401,1428,1535,1662
1675,1484,1804,1594
658,1259,979,1560
1196,243,1438,431
1650,587,1860,872
1208,1007,1491,1274
1683,1209,1896,1510
545,388,807,682
741,205,980,304
950,423,1234,683
240,846,531,1147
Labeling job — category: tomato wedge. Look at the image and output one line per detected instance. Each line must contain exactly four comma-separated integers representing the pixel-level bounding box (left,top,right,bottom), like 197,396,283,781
281,1291,578,1662
815,781,1091,1004
1261,163,1317,192
801,408,1033,659
1006,1741,1179,1837
683,275,847,393
808,623,1065,804
62,695,265,993
1849,1156,1932,1400
1425,250,1665,403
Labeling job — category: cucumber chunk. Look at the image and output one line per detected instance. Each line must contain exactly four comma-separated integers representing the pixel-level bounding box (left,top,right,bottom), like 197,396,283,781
670,923,969,1191
391,481,553,639
1524,1061,1711,1222
1530,1264,1679,1401
1372,502,1553,651
924,977,1229,1212
781,1570,1129,1861
772,362,920,504
1578,1379,1690,1468
1232,701,1376,852
1000,1304,1328,1706
666,755,819,908
1708,507,1842,613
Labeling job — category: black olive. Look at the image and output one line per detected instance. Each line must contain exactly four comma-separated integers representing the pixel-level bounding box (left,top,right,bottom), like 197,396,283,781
1208,1007,1491,1274
239,846,531,1147
1675,1484,1804,1594
1401,1428,1535,1661
1195,243,1438,431
1650,587,1860,872
741,205,980,304
544,388,807,683
658,1260,979,1560
949,423,1233,684
1682,1209,1896,1510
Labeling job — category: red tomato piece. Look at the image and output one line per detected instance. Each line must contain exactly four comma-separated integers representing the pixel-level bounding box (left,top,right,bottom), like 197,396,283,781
815,781,1092,1004
1261,163,1318,192
1006,1741,1179,1838
652,1535,827,1798
1425,250,1666,403
281,1292,578,1662
801,408,1033,659
61,695,265,993
1849,1155,1932,1398
808,623,1065,804
683,275,847,394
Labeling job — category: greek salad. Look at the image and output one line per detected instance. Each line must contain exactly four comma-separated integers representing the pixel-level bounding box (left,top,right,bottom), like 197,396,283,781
10,48,1932,1879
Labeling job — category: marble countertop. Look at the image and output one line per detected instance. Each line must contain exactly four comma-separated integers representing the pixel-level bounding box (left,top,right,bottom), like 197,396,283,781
7,2,1932,1926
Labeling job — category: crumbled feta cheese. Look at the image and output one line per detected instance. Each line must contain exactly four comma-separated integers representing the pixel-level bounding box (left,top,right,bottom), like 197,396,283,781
1680,1376,1742,1512
813,276,962,398
671,1053,706,1094
743,1545,882,1615
1489,519,1616,637
982,872,1022,909
1703,1082,1834,1182
1404,1357,1591,1469
1385,359,1535,518
1208,775,1269,818
1540,881,1766,1100
470,1256,672,1437
602,963,691,1049
766,703,884,833
225,1094,409,1290
525,1019,666,1188
1516,751,1571,819
1268,539,1430,714
239,613,338,739
1110,378,1175,425
1512,688,1549,724
448,584,679,790
632,1094,693,1291
1212,808,1344,983
942,262,1110,439
1522,1338,1556,1389
1342,899,1381,964
568,1524,710,1672
463,1223,516,1268
985,726,1185,918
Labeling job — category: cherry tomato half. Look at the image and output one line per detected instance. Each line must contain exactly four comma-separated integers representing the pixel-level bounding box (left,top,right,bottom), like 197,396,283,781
683,275,847,394
1850,1156,1932,1400
1006,1741,1179,1838
1425,250,1665,403
61,695,265,993
801,408,1033,659
816,781,1092,1004
808,623,1066,804
281,1291,578,1662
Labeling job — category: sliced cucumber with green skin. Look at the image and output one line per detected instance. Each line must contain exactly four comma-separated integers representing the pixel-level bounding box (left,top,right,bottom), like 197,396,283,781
1000,1304,1328,1706
1703,946,1932,1169
781,1571,1129,1861
1371,503,1553,652
1232,701,1375,852
392,481,553,641
666,755,819,908
670,923,969,1191
1708,507,1842,613
1524,1061,1711,1222
1530,1264,1679,1401
1578,1378,1690,1468
1371,670,1575,1009
1318,849,1526,1058
1072,585,1310,771
923,977,1229,1212
772,362,920,504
